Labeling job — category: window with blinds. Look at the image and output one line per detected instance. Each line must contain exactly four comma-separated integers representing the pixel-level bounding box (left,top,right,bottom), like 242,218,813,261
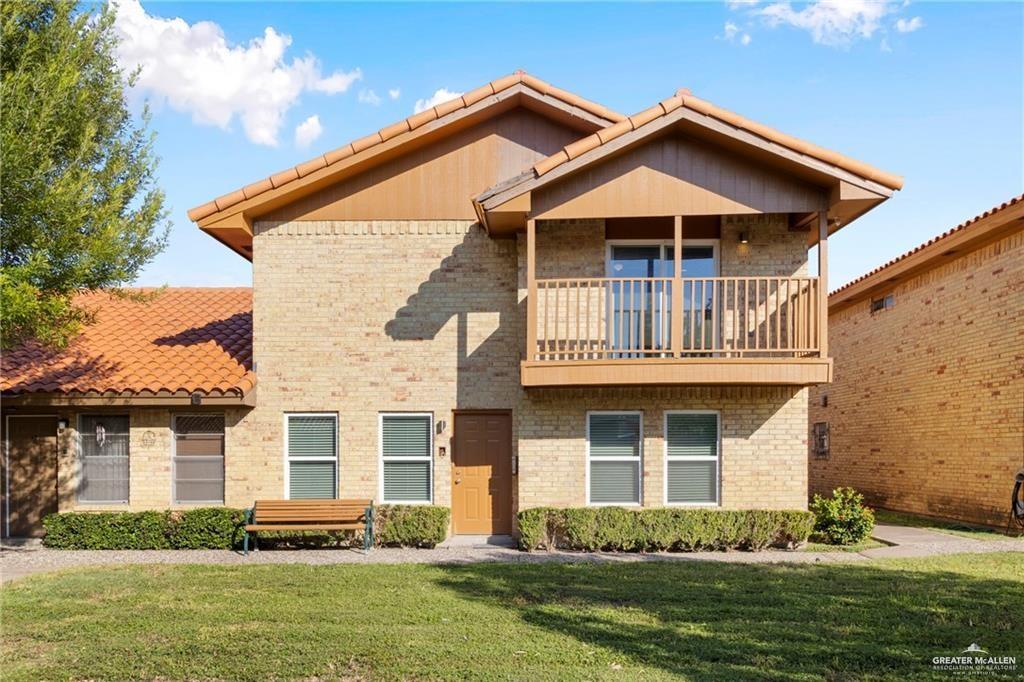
380,414,432,503
78,415,130,503
587,413,641,505
665,412,719,505
173,415,225,504
286,414,337,499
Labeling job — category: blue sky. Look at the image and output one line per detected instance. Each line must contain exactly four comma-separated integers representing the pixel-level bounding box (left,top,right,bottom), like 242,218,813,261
121,1,1023,290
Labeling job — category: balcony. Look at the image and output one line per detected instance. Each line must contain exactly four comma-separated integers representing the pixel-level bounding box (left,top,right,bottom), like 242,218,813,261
522,275,831,387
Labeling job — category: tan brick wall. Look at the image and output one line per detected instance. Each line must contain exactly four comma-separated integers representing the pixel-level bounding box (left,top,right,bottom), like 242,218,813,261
519,386,809,510
810,230,1024,526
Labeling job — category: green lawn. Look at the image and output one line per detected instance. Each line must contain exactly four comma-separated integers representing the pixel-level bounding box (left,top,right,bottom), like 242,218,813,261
803,536,887,552
874,509,1024,541
3,553,1022,680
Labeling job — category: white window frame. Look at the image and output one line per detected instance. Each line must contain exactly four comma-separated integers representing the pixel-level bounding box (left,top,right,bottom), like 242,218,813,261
586,410,643,507
663,410,721,507
76,413,131,505
378,412,434,505
171,413,226,505
604,239,720,278
283,413,339,500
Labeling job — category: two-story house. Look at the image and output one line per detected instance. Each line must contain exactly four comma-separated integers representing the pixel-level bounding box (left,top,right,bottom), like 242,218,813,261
1,73,901,539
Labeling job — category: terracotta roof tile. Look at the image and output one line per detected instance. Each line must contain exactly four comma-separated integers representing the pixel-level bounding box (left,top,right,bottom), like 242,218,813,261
1,288,254,398
831,194,1024,297
187,72,625,223
531,91,904,191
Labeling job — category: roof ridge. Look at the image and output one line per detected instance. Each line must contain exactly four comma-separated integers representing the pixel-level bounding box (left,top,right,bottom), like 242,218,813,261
188,72,624,223
530,91,904,191
830,193,1024,297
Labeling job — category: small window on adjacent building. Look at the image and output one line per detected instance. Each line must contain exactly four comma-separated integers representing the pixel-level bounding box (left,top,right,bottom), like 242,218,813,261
813,422,830,459
285,414,337,499
665,412,720,505
587,412,642,505
173,415,225,504
380,414,433,504
870,294,894,313
78,415,130,503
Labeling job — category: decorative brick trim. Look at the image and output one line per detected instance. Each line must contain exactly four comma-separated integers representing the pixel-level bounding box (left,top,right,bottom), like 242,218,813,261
255,220,478,237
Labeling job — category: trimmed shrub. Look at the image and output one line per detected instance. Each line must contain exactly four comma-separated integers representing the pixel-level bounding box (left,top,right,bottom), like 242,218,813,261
516,507,815,552
375,505,450,548
42,511,173,550
168,507,246,549
810,487,875,545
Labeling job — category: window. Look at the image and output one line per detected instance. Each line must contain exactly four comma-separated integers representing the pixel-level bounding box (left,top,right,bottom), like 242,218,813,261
78,415,130,503
665,412,720,505
812,422,830,459
587,412,642,505
380,414,433,504
285,414,337,499
870,294,894,313
173,415,225,504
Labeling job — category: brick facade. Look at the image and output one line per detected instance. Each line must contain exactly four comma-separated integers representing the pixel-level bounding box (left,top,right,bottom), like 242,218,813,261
22,214,813,526
809,230,1024,526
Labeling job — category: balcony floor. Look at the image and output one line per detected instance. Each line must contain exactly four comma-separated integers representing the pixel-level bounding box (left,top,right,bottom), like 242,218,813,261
521,357,833,387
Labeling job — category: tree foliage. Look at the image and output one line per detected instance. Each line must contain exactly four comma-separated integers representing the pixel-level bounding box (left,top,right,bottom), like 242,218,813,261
1,1,168,348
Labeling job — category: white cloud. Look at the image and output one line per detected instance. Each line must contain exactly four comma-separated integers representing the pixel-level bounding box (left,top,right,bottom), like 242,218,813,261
755,0,895,47
294,115,322,148
413,88,463,114
722,20,752,45
895,16,924,33
388,88,401,100
726,0,760,7
110,0,360,146
358,89,382,106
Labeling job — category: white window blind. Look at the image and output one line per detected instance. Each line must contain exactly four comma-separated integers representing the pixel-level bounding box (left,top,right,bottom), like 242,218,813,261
665,412,719,505
286,415,337,499
587,413,641,505
380,414,432,503
78,415,130,503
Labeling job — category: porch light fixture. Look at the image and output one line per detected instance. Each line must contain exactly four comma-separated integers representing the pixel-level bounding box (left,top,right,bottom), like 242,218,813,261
738,231,749,244
436,419,446,435
57,418,69,431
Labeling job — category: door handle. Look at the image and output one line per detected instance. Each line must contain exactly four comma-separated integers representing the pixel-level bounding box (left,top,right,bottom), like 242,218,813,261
455,479,462,485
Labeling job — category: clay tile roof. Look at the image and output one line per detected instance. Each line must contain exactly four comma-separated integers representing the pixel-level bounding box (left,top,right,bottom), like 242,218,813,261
830,194,1024,297
1,288,254,398
187,72,625,223
531,91,904,191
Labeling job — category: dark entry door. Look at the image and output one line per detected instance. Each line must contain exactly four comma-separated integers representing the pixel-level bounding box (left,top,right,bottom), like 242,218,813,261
3,416,59,537
451,412,513,535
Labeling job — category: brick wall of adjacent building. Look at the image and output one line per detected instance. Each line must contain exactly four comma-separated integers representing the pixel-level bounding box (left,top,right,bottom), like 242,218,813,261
809,229,1024,526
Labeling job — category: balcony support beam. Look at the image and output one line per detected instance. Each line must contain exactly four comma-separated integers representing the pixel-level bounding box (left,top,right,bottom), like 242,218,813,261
526,218,537,361
817,211,829,358
672,216,683,357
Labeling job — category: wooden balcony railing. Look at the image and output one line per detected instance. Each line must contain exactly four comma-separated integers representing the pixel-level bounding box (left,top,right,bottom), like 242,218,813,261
530,276,821,361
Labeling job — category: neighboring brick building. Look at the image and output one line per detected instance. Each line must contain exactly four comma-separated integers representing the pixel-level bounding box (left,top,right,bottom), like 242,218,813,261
2,72,902,538
810,195,1024,527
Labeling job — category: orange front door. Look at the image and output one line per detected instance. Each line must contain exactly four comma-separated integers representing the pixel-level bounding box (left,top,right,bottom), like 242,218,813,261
2,416,59,538
451,412,513,535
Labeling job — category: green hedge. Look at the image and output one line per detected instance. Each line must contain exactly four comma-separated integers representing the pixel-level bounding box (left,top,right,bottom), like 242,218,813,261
375,505,450,548
42,504,450,550
517,507,815,552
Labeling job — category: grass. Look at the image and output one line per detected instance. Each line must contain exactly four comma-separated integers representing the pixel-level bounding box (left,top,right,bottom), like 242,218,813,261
3,553,1023,680
874,509,1023,541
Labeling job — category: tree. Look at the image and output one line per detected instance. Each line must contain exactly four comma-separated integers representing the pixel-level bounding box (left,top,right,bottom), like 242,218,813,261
1,1,168,348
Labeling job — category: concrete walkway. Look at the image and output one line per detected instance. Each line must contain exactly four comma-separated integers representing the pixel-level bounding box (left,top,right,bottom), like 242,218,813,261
2,525,1020,584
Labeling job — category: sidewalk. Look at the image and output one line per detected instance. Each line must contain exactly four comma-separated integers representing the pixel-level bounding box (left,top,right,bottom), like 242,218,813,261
3,524,1020,584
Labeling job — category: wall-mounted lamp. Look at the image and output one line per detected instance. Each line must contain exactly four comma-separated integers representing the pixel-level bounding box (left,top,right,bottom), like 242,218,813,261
436,419,447,435
738,231,749,244
57,418,69,431
190,392,203,406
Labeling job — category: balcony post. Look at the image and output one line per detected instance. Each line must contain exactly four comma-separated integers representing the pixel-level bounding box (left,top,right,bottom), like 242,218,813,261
527,218,537,362
672,216,683,357
817,211,829,358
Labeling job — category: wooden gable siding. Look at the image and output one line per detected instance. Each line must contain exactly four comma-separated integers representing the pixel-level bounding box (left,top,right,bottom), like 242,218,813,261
265,109,582,222
531,133,828,220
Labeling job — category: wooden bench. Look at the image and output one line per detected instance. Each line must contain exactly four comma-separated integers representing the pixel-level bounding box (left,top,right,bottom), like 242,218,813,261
243,499,374,554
